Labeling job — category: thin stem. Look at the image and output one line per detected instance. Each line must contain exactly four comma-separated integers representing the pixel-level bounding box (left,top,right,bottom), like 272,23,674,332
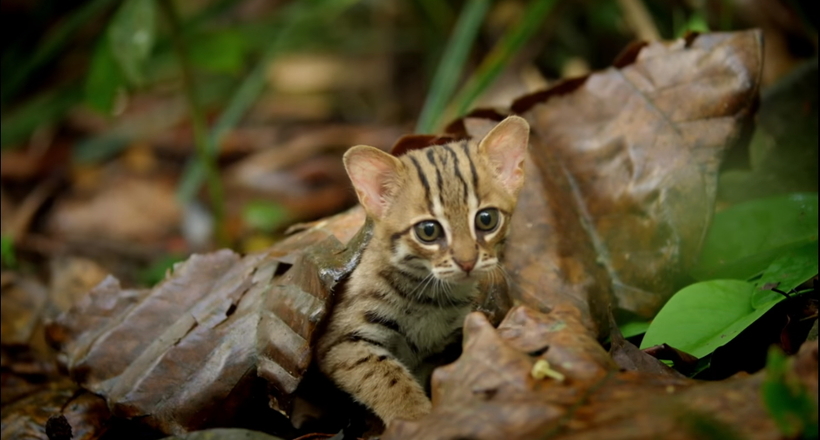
415,0,489,134
156,0,228,247
448,0,557,121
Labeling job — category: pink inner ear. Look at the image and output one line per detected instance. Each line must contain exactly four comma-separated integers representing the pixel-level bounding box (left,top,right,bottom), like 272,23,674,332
480,117,529,194
345,147,399,218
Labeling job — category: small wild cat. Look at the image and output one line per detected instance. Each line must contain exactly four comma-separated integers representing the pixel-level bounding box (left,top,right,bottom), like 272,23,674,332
315,116,529,425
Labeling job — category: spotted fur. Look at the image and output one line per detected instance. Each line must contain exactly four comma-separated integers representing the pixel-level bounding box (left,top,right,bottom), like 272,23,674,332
315,116,529,425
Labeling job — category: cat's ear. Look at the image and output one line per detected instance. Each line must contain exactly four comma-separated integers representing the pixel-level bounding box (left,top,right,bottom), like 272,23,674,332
344,145,403,219
478,115,529,195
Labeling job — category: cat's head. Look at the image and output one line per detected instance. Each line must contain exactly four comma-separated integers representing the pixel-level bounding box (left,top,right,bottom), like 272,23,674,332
344,116,529,284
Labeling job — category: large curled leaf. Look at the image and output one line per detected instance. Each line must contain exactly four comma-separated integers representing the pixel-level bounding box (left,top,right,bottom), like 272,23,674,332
692,193,818,281
640,280,784,359
461,30,763,325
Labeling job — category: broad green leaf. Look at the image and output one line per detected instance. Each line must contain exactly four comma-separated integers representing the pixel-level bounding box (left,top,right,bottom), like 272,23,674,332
762,347,819,439
85,35,127,114
640,280,784,359
617,320,650,339
108,0,157,86
691,193,818,281
189,30,247,74
751,241,818,307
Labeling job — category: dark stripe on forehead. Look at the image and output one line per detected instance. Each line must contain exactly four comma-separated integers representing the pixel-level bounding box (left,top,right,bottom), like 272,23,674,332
460,140,479,194
425,149,444,197
409,156,433,212
443,144,468,203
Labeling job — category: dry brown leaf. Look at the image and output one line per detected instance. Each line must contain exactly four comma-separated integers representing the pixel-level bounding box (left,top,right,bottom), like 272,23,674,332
46,250,264,435
1,275,48,347
48,174,182,242
45,207,371,435
488,30,762,326
225,125,404,221
0,382,110,440
385,306,812,440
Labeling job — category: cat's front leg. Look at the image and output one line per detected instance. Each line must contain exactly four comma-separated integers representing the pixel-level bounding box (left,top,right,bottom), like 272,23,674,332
318,337,432,425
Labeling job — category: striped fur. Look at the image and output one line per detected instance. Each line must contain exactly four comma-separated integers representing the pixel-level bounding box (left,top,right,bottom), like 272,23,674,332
314,116,529,426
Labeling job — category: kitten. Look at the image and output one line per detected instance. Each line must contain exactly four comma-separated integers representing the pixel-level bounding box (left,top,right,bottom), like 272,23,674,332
315,116,529,425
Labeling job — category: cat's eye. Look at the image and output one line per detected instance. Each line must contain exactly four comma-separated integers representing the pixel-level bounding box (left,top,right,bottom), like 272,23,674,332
475,208,500,232
414,220,443,243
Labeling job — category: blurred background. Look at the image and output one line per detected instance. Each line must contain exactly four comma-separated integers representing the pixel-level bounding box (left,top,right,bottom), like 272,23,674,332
0,0,817,289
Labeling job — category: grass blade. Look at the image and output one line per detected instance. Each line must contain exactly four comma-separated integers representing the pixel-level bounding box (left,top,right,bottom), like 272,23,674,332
414,0,489,134
449,0,557,120
177,0,361,203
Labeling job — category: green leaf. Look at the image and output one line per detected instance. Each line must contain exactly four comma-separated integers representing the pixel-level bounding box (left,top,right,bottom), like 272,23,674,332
138,253,186,286
751,241,818,307
617,320,650,339
675,11,710,38
85,35,127,114
691,193,819,281
762,347,819,439
640,280,785,359
108,0,157,86
188,30,247,74
414,0,490,134
242,201,289,233
1,235,16,268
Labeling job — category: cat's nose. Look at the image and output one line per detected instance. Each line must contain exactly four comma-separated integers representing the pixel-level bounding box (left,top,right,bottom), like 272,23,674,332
454,257,476,274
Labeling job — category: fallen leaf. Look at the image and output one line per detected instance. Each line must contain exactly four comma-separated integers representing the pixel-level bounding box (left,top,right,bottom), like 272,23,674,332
384,306,811,440
0,382,110,440
488,30,761,325
48,174,182,242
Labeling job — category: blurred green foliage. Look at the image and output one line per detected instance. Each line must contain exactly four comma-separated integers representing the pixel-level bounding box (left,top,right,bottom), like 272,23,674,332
762,347,819,439
0,0,816,248
3,0,776,148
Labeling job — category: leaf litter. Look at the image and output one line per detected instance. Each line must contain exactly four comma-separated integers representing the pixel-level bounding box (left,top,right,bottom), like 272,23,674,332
4,29,817,440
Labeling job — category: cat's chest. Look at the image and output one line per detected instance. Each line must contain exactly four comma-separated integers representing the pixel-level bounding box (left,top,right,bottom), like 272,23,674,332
399,306,465,347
